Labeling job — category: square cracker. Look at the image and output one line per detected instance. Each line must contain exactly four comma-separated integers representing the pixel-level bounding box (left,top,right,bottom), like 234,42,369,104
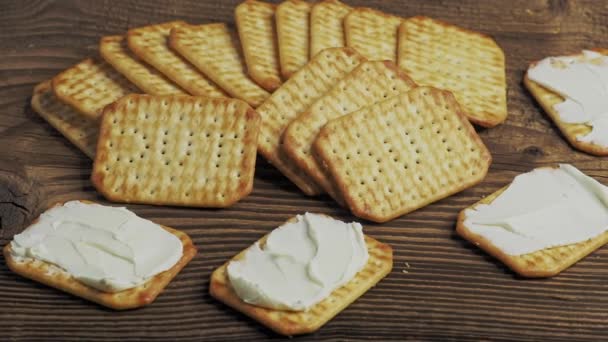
524,48,608,156
100,35,186,96
91,95,260,208
456,175,608,277
398,16,507,128
344,7,402,61
256,47,366,196
31,80,99,159
276,0,312,79
169,23,269,108
283,60,416,203
3,200,197,310
314,87,492,223
310,0,352,57
209,217,393,336
235,0,283,92
127,21,225,98
52,58,139,119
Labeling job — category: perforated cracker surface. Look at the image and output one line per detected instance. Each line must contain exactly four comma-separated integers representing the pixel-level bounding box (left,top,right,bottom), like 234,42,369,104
91,95,260,207
31,81,99,159
52,58,138,119
127,21,225,97
170,23,269,108
314,87,491,222
256,47,366,196
457,180,608,277
276,0,312,79
398,16,507,127
283,61,416,202
4,200,197,310
310,0,352,56
344,8,402,61
235,0,282,92
523,48,608,156
210,220,393,336
100,35,185,96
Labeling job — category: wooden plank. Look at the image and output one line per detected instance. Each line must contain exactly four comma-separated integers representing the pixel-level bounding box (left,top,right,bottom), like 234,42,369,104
1,0,608,340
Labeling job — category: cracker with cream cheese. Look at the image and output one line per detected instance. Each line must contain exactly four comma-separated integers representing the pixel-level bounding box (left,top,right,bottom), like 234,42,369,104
3,200,197,310
31,80,99,159
456,165,608,277
524,48,608,156
209,215,393,336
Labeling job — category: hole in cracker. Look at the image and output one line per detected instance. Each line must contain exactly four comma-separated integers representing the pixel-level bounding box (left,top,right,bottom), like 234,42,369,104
419,176,423,181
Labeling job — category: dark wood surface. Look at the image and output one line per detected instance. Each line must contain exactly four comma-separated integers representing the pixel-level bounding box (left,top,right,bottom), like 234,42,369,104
1,0,608,340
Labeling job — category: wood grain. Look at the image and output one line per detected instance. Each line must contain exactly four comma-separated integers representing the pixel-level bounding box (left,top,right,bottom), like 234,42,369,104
1,0,608,340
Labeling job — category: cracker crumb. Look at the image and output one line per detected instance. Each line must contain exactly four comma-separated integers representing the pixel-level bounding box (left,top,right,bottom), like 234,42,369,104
402,269,409,274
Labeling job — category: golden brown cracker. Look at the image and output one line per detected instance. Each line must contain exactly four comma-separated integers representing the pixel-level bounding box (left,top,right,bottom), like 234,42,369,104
276,0,312,79
283,61,416,202
170,23,269,107
31,80,99,159
398,16,507,127
235,0,283,91
99,35,185,95
310,0,352,56
210,217,393,336
91,95,260,208
127,21,225,97
4,200,197,310
524,48,608,156
256,47,366,196
314,87,491,223
344,7,402,61
52,58,138,119
456,175,608,277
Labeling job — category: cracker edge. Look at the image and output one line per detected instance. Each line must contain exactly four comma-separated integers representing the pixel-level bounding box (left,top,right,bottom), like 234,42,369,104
313,87,492,223
30,80,97,159
523,48,608,156
2,200,198,310
399,15,507,128
90,94,260,208
455,168,608,277
209,230,393,336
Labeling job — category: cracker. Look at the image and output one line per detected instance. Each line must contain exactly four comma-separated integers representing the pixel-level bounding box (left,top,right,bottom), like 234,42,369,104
127,21,225,97
31,80,99,159
524,48,608,156
99,35,186,96
276,0,312,79
169,23,269,108
398,16,507,128
283,61,416,203
310,0,352,57
3,200,197,310
314,87,492,223
52,58,139,119
256,47,366,196
91,95,260,208
456,179,608,277
344,7,402,61
235,0,283,92
209,216,393,336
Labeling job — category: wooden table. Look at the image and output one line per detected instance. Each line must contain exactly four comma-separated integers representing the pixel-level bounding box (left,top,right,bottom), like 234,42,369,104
1,0,607,340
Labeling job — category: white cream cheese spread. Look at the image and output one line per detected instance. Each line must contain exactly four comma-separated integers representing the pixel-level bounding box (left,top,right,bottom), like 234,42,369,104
10,201,183,293
527,50,608,147
226,213,368,311
463,164,608,255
